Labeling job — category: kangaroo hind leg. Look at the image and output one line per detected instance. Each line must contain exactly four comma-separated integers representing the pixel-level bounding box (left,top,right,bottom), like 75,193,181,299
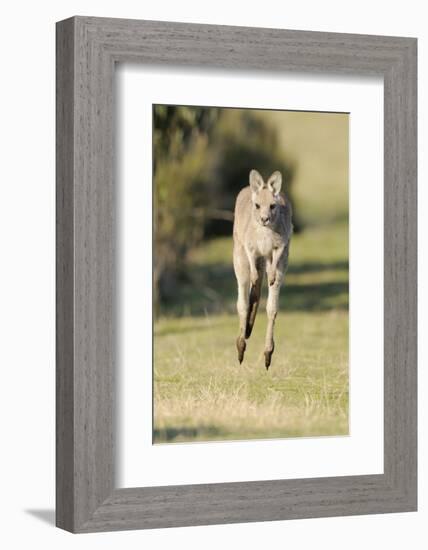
246,258,264,339
236,279,250,363
264,273,282,370
234,245,250,363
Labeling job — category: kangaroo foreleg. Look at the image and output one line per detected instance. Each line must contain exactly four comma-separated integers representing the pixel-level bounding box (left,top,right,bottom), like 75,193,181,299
267,244,285,286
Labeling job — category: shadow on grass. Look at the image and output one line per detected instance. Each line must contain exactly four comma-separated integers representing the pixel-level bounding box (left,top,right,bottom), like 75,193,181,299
155,322,218,337
159,260,348,318
280,281,348,311
287,260,348,275
153,425,223,443
153,426,349,443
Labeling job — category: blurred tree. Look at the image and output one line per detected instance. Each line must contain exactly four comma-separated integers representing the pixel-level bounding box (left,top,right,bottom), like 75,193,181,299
206,109,299,237
153,105,219,309
153,105,300,310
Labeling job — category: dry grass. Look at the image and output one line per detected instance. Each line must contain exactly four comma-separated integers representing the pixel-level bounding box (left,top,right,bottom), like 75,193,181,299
154,304,348,443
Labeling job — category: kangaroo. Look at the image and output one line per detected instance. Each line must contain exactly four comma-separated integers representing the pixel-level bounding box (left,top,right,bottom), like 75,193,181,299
233,169,292,369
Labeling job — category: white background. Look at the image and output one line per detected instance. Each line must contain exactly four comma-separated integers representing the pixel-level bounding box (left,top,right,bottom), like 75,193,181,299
0,1,425,549
118,67,384,487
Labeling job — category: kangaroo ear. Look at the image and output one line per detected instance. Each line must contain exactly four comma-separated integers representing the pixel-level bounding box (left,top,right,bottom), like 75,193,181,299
249,169,264,192
267,171,282,195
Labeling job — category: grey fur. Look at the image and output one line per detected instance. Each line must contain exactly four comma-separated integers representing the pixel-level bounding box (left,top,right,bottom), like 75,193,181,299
233,170,292,368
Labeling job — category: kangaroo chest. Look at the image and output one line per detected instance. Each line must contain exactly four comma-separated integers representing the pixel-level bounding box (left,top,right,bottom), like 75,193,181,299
250,226,282,258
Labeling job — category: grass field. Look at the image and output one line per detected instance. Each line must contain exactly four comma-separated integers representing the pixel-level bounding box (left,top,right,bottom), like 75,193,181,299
154,222,349,443
154,111,349,444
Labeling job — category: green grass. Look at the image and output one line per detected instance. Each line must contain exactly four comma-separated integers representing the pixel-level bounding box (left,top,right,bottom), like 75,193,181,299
266,110,349,225
159,221,348,318
154,221,349,443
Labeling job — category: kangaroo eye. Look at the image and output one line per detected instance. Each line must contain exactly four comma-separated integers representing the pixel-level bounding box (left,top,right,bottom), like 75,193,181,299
255,203,260,209
270,204,276,210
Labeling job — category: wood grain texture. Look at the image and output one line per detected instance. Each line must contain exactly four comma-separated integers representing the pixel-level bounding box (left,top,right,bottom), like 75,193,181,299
56,16,417,533
56,18,75,532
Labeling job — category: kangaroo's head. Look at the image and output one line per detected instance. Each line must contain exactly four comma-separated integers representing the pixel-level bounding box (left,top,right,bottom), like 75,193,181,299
249,169,282,227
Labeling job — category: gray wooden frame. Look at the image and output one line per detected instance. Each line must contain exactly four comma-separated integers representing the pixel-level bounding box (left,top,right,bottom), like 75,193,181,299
56,16,417,533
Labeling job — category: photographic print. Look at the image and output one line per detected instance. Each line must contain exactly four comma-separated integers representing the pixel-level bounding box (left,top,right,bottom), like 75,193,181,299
153,104,349,444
